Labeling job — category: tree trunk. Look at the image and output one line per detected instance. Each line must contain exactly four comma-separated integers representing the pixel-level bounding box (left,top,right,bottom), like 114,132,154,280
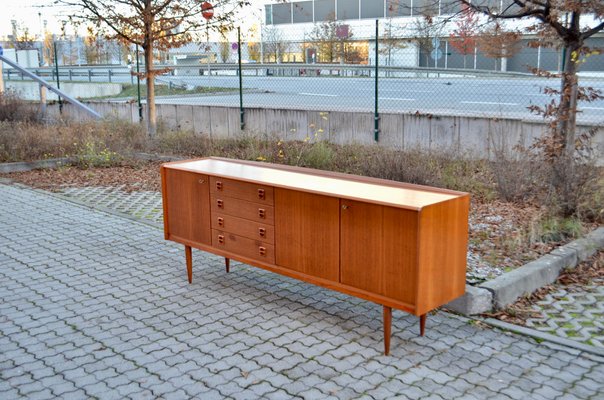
144,44,157,136
551,39,580,216
557,42,580,158
551,12,583,216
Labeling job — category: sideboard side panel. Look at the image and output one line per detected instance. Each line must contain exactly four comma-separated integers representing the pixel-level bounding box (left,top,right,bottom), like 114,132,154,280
274,188,340,282
415,195,470,315
163,168,212,245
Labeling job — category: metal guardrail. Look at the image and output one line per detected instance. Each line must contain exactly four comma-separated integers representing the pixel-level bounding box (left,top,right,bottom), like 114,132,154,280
2,63,535,82
0,55,101,119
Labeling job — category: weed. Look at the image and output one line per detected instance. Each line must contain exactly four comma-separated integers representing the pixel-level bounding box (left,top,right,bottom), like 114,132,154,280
530,215,584,243
73,141,122,168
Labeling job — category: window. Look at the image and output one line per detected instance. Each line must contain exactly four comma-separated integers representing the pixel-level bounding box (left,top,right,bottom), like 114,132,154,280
361,0,384,19
338,0,359,20
273,3,292,25
293,1,313,23
387,0,411,17
265,5,272,25
413,0,437,16
440,0,460,14
314,0,336,21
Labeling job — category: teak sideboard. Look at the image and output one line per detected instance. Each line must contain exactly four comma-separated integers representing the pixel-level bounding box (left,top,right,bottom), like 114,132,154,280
161,157,470,355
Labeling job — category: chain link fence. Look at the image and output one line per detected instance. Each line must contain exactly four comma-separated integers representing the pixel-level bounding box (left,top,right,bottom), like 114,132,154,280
2,18,603,126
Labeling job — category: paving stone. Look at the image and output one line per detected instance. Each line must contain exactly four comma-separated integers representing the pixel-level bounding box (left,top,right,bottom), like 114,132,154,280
1,183,603,400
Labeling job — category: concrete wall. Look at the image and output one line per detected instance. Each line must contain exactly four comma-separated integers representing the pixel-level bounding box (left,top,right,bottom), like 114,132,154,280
47,102,604,164
5,81,123,101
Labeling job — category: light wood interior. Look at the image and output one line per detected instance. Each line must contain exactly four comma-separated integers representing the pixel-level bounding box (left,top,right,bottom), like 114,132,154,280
167,158,459,210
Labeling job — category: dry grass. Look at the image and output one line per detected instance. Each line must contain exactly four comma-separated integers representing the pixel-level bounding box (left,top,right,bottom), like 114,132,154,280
0,119,148,163
0,86,601,224
0,90,40,123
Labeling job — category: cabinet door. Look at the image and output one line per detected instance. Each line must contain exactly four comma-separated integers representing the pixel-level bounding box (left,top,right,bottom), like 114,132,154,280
275,189,339,282
340,200,418,305
163,168,211,245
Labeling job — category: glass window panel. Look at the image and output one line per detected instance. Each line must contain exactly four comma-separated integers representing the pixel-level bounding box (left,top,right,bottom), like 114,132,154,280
413,0,439,15
472,0,501,12
265,5,272,25
272,3,292,25
315,0,336,21
500,0,521,15
387,0,411,17
293,1,313,23
338,0,359,20
440,0,460,15
361,0,384,19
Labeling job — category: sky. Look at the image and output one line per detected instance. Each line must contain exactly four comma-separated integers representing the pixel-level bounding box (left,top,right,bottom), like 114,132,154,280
0,0,68,38
0,0,270,40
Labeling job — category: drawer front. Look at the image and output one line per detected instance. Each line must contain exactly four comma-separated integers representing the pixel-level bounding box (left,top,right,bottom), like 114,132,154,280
210,194,275,224
212,229,275,264
210,177,274,205
211,213,275,244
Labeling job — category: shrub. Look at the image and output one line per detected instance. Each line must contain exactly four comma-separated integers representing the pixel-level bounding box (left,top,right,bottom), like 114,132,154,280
72,140,123,168
0,90,39,123
0,118,147,163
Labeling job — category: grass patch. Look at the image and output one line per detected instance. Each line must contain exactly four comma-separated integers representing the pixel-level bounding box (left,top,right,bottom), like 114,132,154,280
90,83,238,100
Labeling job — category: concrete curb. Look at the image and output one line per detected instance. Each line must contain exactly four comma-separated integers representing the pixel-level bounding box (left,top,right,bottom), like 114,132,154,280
0,157,72,173
0,153,183,174
482,318,604,358
447,227,604,315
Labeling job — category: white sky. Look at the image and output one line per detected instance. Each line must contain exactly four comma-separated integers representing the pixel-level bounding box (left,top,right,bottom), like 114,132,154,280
0,0,270,40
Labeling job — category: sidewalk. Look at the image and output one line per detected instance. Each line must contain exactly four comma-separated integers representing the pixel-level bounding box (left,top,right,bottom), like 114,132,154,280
1,182,603,399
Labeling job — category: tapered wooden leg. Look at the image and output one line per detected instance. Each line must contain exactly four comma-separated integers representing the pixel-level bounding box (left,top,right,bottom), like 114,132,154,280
225,257,230,273
383,306,392,356
420,314,427,336
185,245,192,284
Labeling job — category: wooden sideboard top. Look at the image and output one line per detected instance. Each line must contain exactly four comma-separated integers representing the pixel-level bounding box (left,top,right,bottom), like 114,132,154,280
164,157,467,210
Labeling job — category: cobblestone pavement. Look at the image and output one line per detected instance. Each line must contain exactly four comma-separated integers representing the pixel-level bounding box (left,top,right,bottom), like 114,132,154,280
1,183,603,400
58,185,604,351
61,186,164,224
526,280,604,348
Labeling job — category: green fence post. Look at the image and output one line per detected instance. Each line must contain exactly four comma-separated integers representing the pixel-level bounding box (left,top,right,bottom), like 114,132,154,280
374,19,380,142
136,44,143,123
238,27,245,130
53,42,62,114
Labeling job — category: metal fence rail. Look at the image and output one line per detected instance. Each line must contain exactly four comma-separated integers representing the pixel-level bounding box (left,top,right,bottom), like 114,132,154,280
2,20,603,129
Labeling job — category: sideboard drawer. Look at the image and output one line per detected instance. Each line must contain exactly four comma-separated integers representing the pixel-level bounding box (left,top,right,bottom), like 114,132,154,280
210,177,274,205
212,229,275,264
210,194,275,224
211,213,275,244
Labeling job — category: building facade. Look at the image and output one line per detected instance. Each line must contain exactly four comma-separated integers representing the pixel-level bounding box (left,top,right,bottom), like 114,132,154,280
262,0,604,74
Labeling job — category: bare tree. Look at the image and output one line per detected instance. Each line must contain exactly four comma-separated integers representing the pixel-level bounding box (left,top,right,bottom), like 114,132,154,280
219,34,230,63
42,32,55,66
411,9,444,67
461,0,604,215
263,26,288,63
14,27,37,50
475,21,521,71
309,14,354,64
379,18,407,67
58,0,249,135
449,6,479,69
83,25,104,64
246,24,260,62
